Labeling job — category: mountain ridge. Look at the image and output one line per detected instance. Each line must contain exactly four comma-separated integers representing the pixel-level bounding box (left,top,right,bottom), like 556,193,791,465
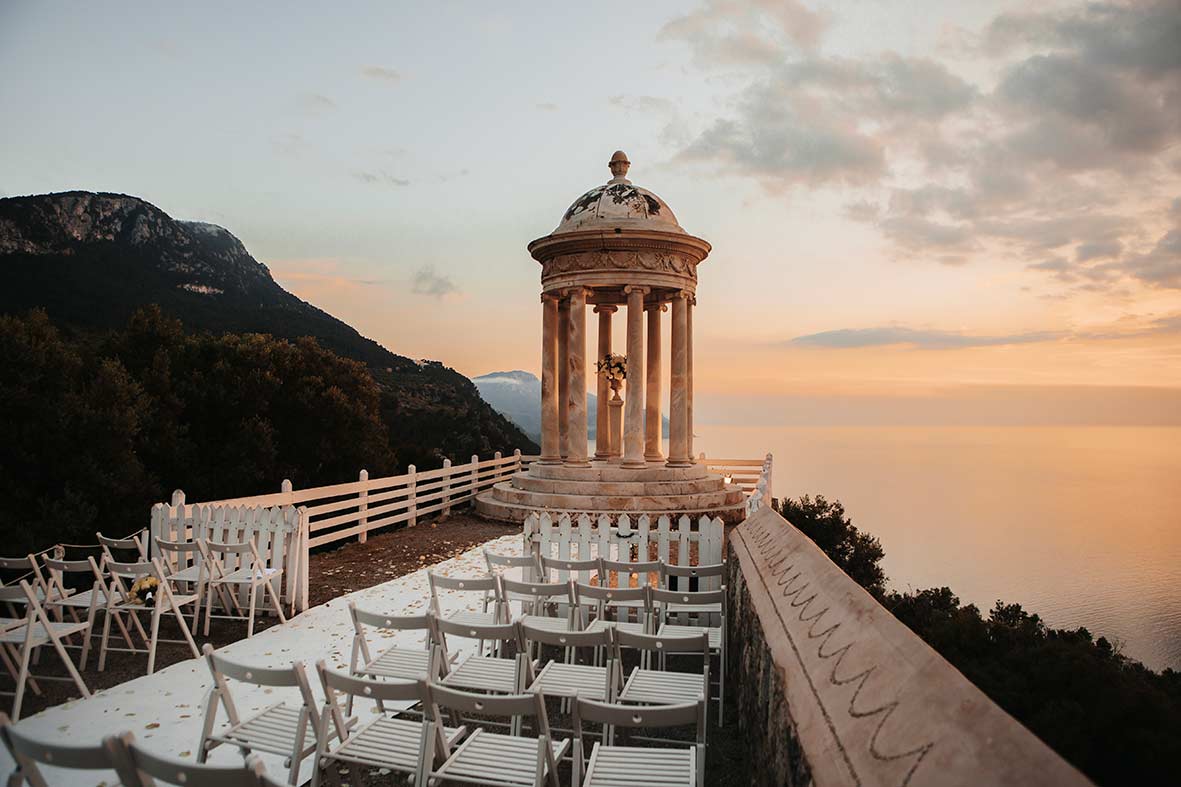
0,190,538,466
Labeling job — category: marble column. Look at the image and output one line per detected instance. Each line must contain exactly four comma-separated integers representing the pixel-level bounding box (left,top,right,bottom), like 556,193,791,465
557,299,570,460
667,290,691,467
645,302,665,461
593,305,616,460
565,287,591,467
538,294,561,464
687,294,695,462
622,285,648,468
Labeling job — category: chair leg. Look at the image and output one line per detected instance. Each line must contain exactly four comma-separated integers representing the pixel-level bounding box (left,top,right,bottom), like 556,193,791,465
97,605,114,671
11,637,34,721
146,601,163,675
246,581,259,638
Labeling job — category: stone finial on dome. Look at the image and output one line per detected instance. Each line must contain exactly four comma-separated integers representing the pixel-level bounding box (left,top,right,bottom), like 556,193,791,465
608,150,631,184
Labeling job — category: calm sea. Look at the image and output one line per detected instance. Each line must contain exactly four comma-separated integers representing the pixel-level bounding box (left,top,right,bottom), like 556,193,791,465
694,425,1181,672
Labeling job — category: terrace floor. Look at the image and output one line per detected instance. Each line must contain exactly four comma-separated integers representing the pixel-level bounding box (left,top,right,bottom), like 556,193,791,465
3,515,751,786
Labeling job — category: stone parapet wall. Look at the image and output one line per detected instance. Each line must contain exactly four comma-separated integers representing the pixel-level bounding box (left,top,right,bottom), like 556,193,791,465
727,506,1092,787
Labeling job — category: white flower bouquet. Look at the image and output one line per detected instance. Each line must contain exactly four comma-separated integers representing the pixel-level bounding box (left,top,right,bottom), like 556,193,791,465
596,353,627,382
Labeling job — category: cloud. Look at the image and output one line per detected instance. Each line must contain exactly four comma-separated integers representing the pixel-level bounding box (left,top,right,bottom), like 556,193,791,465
353,170,410,187
661,0,829,64
411,266,458,297
664,0,1181,292
790,326,1065,350
791,310,1181,350
674,52,975,189
535,102,559,111
361,66,401,82
300,93,336,112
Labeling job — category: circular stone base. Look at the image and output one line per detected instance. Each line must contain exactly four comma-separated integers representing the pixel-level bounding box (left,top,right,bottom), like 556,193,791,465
474,459,747,525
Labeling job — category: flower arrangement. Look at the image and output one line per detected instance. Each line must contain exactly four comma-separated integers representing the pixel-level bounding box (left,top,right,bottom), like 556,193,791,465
596,353,627,382
127,575,159,605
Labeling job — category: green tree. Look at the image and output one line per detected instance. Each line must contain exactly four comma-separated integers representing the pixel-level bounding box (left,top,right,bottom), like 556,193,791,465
0,310,157,553
775,495,887,597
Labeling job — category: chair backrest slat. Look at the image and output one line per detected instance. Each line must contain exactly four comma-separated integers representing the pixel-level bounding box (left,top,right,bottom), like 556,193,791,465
650,588,725,606
425,683,538,718
350,604,433,632
319,664,423,702
432,615,521,646
522,621,611,649
500,577,573,601
616,628,709,655
574,697,702,728
0,714,115,770
206,649,302,687
574,582,647,605
122,737,267,787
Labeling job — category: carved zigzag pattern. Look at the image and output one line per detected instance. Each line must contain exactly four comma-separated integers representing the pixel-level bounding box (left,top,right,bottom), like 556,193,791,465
746,519,936,787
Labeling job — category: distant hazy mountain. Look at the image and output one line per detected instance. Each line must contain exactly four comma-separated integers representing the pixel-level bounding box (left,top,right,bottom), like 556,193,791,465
0,191,538,464
473,370,668,444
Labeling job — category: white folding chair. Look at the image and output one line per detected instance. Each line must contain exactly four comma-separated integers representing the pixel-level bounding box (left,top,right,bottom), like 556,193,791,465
654,586,727,724
200,539,286,638
1,712,124,787
501,577,579,646
347,603,446,715
111,730,271,787
0,555,52,619
614,629,711,733
571,698,706,787
428,572,504,656
432,616,528,696
523,622,619,707
484,549,544,616
154,537,217,631
98,558,200,674
97,530,148,564
422,682,569,787
0,582,91,720
312,665,464,787
578,582,654,636
597,557,663,620
198,644,322,786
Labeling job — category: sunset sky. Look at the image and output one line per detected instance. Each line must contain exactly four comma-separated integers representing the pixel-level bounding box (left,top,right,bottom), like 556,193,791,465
3,1,1179,424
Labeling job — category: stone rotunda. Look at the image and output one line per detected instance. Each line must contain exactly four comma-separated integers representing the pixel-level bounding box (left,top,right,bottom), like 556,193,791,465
476,151,746,524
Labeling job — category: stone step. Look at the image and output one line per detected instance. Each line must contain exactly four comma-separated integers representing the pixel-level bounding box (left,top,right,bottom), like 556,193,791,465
511,473,728,496
473,490,747,526
526,461,709,483
487,481,745,511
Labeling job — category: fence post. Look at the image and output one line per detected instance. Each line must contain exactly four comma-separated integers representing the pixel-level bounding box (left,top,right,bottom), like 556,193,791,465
358,469,369,544
494,451,502,485
469,454,479,508
171,490,185,507
442,459,453,516
513,448,522,473
408,464,417,528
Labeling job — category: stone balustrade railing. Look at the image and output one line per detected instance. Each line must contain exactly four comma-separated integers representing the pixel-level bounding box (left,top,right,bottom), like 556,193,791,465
728,505,1092,787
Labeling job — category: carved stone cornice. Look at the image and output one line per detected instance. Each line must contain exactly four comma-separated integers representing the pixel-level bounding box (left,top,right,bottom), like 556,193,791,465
541,250,698,282
529,228,711,266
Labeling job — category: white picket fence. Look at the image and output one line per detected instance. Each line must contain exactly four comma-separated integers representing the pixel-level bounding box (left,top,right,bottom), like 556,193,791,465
149,502,309,613
523,511,725,590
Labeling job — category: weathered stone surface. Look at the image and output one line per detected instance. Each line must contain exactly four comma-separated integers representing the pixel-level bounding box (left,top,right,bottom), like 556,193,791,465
728,506,1092,787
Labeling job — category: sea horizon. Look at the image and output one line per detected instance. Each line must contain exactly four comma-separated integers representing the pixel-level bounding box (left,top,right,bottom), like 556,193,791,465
690,423,1181,672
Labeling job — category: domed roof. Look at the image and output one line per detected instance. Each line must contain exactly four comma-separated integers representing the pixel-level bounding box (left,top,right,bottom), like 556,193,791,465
552,152,685,235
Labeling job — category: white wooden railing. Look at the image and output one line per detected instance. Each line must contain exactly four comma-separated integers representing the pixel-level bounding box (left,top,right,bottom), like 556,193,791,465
161,451,535,551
